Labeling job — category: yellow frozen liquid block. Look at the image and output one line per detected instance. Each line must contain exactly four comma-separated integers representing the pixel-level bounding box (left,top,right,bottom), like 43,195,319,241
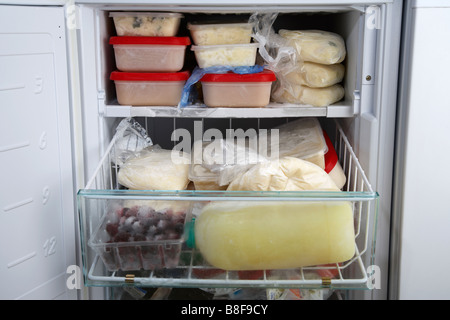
195,201,355,270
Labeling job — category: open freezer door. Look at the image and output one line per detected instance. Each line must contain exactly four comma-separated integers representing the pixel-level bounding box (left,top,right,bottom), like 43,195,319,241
0,4,77,299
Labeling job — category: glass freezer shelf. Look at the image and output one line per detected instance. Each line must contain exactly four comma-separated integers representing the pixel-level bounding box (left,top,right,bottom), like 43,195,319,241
102,101,354,118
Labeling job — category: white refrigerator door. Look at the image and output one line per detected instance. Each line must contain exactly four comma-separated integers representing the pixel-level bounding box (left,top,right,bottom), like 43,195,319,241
392,0,450,300
0,5,77,299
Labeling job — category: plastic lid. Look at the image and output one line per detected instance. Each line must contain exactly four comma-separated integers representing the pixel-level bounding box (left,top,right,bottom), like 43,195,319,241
110,71,190,81
109,12,183,18
200,69,276,83
323,130,339,174
191,42,258,51
187,22,253,30
109,36,191,46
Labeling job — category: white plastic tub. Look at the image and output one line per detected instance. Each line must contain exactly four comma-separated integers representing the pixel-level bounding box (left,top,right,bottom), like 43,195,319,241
191,43,259,68
200,69,276,108
110,36,190,72
110,12,183,37
187,22,253,45
111,71,190,106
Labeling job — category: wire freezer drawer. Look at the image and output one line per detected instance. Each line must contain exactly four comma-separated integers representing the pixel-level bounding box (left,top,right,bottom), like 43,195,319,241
77,122,378,290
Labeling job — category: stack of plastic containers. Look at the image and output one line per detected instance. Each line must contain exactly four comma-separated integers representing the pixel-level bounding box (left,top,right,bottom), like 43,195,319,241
109,12,191,106
188,22,276,108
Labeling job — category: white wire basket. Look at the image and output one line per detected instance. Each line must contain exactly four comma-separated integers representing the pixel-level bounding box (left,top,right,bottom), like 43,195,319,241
77,121,378,290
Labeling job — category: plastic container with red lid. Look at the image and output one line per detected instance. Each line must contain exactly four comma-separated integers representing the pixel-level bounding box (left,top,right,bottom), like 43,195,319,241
111,71,190,106
110,36,191,72
323,130,347,189
200,69,276,108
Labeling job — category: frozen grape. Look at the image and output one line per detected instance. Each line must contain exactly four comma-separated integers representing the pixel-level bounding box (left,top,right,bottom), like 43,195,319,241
114,231,131,242
106,223,119,237
105,205,187,243
100,204,189,271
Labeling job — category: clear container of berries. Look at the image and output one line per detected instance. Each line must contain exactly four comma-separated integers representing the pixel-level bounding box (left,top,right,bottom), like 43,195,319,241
88,199,192,271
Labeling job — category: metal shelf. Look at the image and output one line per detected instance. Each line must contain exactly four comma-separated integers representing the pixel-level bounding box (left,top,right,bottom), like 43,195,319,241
102,101,354,118
86,246,369,289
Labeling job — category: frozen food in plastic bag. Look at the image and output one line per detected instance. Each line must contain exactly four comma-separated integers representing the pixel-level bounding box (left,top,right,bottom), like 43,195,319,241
117,147,191,190
250,14,346,107
194,200,355,270
226,157,340,192
189,164,228,190
285,62,345,88
267,118,328,169
110,117,153,166
266,271,334,300
250,13,298,74
198,137,269,187
278,29,346,65
272,83,345,107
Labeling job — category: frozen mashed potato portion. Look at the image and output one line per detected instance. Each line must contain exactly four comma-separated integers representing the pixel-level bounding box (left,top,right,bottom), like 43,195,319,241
227,157,340,192
279,29,346,65
192,43,258,68
195,201,356,270
188,23,253,45
118,149,190,190
273,83,345,107
285,62,345,88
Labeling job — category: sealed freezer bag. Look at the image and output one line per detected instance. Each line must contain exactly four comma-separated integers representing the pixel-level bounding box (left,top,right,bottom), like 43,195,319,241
226,157,340,192
196,137,270,187
194,201,356,270
272,82,345,107
278,29,346,65
250,12,298,74
118,147,191,190
110,117,153,166
268,118,328,169
285,62,345,88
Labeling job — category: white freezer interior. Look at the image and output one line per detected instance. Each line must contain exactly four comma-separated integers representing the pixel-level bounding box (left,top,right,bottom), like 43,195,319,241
75,2,401,301
0,0,402,300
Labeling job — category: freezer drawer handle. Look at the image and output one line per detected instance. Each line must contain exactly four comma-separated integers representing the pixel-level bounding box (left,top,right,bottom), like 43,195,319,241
321,277,332,287
125,274,135,284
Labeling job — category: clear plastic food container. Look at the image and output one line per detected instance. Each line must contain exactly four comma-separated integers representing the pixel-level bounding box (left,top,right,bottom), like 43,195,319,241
110,36,191,72
111,71,190,106
191,43,259,68
187,22,253,45
109,12,183,37
200,69,276,107
88,200,192,271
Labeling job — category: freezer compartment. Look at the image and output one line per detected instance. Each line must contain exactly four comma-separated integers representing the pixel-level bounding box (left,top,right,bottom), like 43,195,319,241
77,121,378,289
89,7,369,117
